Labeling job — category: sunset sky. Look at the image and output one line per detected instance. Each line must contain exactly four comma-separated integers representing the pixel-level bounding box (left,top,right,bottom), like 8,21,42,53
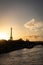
0,0,43,41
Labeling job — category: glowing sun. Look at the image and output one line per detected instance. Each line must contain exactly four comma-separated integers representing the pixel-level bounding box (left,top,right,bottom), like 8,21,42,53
0,32,9,40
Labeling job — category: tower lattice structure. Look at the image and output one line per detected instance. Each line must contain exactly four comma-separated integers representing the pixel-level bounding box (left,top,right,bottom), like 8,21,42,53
10,27,13,40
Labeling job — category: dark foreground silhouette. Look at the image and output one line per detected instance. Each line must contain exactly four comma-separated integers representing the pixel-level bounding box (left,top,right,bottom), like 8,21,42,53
0,39,43,54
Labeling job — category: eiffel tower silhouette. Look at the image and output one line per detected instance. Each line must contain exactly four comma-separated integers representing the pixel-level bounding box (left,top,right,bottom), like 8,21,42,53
10,27,13,40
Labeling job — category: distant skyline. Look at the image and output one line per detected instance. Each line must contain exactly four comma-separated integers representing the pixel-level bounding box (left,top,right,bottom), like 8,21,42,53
0,0,43,41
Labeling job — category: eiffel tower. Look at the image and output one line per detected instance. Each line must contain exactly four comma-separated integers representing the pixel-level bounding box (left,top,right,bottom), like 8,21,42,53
10,27,13,40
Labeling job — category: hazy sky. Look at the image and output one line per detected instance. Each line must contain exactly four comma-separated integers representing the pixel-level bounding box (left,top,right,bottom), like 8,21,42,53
0,0,43,41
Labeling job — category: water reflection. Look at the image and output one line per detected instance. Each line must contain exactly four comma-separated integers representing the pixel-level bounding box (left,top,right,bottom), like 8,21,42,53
0,45,43,65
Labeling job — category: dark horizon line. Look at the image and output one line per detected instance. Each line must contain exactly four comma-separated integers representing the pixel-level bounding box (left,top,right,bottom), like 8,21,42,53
0,38,43,42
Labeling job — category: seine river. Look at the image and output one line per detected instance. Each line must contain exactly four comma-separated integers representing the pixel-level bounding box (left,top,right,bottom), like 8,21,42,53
0,45,43,65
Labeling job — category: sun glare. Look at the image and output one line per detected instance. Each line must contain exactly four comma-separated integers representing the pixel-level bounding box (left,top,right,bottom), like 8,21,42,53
0,32,9,40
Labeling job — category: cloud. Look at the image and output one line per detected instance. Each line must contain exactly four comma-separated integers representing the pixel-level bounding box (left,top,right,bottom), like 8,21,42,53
24,18,43,31
24,18,43,37
24,18,43,41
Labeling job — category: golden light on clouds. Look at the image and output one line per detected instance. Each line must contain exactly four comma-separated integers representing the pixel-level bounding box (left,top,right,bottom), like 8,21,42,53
24,18,43,41
24,18,43,30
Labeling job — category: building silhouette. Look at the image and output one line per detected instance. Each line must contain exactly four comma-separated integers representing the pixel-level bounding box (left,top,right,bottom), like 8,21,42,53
10,27,13,40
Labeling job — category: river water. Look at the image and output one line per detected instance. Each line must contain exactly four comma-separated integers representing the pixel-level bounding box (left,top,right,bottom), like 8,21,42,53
0,45,43,65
